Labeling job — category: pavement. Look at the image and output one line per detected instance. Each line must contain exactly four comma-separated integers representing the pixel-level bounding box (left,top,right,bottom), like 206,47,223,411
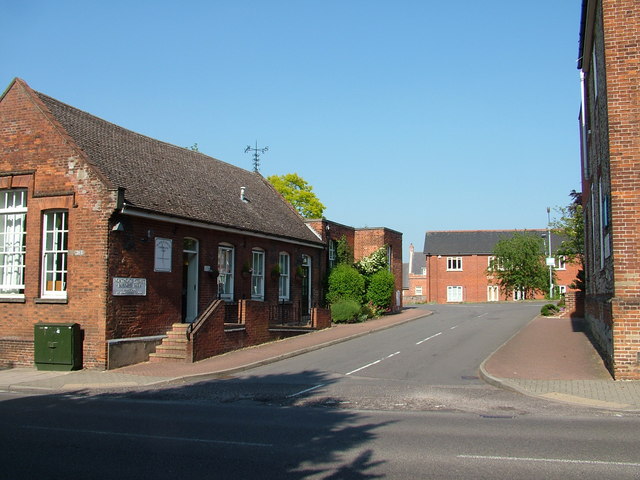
2,306,640,412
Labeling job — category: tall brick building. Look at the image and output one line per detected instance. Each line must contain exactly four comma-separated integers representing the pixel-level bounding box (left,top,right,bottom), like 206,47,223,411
422,230,580,304
578,0,640,379
0,79,402,370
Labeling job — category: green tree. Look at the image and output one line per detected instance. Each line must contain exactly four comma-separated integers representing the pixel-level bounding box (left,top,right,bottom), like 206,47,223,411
551,190,585,291
489,232,551,299
326,264,365,305
266,173,326,218
366,269,395,310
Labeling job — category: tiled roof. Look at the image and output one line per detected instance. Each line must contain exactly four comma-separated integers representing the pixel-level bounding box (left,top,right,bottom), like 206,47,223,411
410,252,426,275
35,90,322,246
423,230,566,256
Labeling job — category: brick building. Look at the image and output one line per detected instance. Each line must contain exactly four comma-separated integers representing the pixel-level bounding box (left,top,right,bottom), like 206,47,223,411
578,0,640,379
403,243,427,303
0,79,401,370
422,230,580,304
306,220,403,312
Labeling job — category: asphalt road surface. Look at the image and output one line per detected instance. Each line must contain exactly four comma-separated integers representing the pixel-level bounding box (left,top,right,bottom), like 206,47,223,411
2,303,640,478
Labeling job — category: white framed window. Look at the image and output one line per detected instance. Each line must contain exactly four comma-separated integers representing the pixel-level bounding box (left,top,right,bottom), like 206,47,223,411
42,210,68,298
447,286,463,302
387,245,392,272
415,286,423,296
447,257,462,271
488,256,503,271
251,249,265,300
217,245,234,301
0,189,27,297
278,252,290,301
328,240,336,268
421,266,426,276
487,285,499,302
556,256,567,270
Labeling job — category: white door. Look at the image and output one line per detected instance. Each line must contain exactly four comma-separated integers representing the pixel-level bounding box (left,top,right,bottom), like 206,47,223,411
487,285,499,302
447,286,463,302
183,238,199,323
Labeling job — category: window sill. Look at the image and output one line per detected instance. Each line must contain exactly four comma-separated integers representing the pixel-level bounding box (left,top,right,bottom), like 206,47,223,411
35,297,68,304
0,296,26,303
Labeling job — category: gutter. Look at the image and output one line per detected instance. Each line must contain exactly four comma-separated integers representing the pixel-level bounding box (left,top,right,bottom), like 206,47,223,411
119,204,325,250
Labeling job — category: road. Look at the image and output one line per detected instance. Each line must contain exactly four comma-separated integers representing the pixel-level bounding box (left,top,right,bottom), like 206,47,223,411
2,303,640,478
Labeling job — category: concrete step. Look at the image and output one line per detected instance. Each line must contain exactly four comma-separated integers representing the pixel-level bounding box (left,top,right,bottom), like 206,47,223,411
155,344,188,353
149,352,187,362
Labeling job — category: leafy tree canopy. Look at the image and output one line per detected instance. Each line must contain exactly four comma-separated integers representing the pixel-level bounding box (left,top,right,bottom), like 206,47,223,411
551,190,584,265
267,173,326,219
489,232,551,299
551,190,585,291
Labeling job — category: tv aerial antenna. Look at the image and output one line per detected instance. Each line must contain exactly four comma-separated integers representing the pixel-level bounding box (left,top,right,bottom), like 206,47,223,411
245,141,268,173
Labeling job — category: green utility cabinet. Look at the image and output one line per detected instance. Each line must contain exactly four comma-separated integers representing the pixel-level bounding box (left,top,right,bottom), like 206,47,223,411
34,323,83,371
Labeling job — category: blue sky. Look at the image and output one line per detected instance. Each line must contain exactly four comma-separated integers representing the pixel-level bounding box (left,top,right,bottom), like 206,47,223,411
2,1,583,253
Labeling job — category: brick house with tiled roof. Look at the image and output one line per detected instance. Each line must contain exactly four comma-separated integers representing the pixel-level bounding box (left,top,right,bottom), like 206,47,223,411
0,79,405,370
423,230,580,304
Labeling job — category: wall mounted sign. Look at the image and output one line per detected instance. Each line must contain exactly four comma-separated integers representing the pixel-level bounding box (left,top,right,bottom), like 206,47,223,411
113,277,147,296
154,237,172,272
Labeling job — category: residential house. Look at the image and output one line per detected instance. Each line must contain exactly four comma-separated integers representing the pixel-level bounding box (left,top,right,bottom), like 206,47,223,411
423,230,580,304
578,0,640,379
0,79,364,370
403,243,427,303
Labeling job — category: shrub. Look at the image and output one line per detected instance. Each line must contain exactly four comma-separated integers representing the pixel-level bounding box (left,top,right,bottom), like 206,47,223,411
541,303,560,316
366,269,395,310
331,299,363,323
327,264,365,304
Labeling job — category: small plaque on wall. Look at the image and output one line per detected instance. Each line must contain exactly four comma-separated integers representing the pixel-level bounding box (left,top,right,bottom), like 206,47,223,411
113,277,147,296
154,237,173,272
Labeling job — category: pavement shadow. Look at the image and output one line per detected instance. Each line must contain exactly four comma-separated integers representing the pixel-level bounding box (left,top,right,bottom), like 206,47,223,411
570,313,614,378
0,370,392,479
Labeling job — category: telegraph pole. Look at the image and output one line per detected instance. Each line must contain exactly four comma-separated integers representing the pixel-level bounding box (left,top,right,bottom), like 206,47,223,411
245,141,268,173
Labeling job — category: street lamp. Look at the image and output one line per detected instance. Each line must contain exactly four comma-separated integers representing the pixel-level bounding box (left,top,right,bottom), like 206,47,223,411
546,207,553,298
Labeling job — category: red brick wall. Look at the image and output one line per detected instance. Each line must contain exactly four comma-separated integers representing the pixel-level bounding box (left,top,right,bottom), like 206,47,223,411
426,254,581,303
580,0,640,379
311,307,331,329
108,217,325,338
354,228,403,311
0,80,114,368
602,0,640,379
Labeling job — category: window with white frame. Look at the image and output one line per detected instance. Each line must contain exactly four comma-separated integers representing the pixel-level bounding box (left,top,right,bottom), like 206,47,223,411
556,256,567,270
278,252,290,301
328,240,336,269
217,245,234,300
488,256,503,271
415,286,423,296
251,249,265,300
0,189,27,296
387,245,392,272
447,286,463,302
421,266,426,276
42,210,68,298
447,257,462,271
